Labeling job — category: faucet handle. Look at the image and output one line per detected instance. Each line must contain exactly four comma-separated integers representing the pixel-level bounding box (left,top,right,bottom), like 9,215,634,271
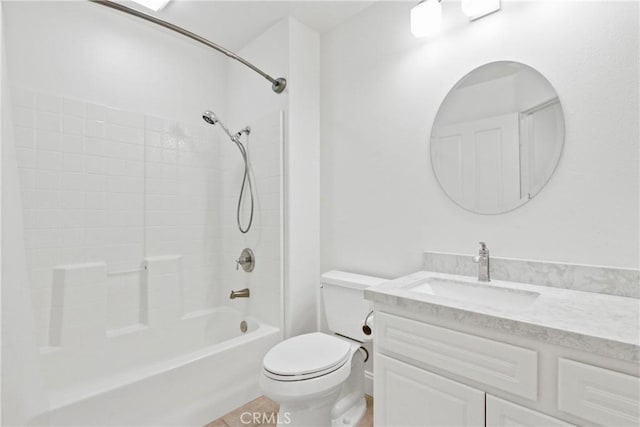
479,241,487,250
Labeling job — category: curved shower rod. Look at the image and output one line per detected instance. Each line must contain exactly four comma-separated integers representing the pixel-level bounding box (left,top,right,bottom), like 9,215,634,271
89,0,287,94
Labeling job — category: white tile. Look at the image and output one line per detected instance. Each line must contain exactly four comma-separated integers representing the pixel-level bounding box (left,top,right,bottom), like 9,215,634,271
35,170,60,190
86,103,105,121
145,130,162,147
106,124,144,145
61,134,84,153
126,160,144,177
35,130,61,151
36,93,61,113
85,192,106,210
145,116,163,132
15,127,35,148
33,228,62,248
16,149,35,169
61,228,85,248
85,174,107,192
162,134,178,149
61,210,84,228
108,193,143,211
106,108,144,128
60,172,85,191
22,190,60,210
86,120,105,138
18,169,35,189
62,115,84,135
108,141,144,161
35,151,62,171
24,209,60,229
36,111,60,131
85,138,108,156
33,248,61,270
60,191,85,210
85,228,109,246
63,98,86,117
107,176,144,194
12,87,35,108
63,153,85,172
108,210,143,227
13,106,34,128
107,158,127,176
161,149,177,164
85,210,107,228
86,156,107,174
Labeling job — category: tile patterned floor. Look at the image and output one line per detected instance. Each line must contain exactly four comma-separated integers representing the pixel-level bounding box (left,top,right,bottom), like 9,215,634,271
206,395,373,427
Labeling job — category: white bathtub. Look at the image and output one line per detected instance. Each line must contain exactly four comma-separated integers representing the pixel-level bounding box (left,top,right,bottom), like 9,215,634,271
42,307,280,426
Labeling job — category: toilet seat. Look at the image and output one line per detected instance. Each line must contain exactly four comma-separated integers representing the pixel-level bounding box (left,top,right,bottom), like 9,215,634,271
263,333,351,381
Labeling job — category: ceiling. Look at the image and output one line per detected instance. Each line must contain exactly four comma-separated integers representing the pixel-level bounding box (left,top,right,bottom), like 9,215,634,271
129,0,378,51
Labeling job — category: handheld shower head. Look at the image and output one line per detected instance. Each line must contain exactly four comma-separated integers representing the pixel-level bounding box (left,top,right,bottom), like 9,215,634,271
202,110,218,125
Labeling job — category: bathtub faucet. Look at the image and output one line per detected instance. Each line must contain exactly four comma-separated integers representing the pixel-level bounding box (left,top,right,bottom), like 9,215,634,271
230,288,250,299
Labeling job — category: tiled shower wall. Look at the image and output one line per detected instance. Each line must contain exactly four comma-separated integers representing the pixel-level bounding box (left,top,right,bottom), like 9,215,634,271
12,87,225,346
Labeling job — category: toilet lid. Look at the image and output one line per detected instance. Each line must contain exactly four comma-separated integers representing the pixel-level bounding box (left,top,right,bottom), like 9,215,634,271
263,333,351,378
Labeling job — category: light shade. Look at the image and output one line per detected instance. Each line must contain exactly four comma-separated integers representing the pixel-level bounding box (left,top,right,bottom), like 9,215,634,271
461,0,501,21
411,0,442,38
131,0,171,12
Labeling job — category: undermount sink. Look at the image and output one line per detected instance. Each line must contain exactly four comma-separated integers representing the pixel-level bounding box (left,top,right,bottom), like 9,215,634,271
405,277,540,309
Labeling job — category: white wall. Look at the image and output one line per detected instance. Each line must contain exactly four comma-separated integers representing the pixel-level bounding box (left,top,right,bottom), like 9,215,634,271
320,0,639,278
3,1,227,124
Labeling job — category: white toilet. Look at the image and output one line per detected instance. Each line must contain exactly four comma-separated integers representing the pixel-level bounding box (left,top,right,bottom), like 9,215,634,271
260,271,385,426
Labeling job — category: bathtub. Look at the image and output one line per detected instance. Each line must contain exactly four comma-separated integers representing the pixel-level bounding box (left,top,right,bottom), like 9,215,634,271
42,307,280,426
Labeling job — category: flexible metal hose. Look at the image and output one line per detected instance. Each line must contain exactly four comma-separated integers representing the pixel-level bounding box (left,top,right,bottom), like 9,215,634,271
232,136,254,234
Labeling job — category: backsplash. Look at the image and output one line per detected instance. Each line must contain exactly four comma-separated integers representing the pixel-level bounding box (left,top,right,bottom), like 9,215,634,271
423,252,639,298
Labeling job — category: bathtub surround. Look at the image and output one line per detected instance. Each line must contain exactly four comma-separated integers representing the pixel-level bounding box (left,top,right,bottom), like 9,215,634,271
227,17,320,338
11,88,227,346
423,251,640,298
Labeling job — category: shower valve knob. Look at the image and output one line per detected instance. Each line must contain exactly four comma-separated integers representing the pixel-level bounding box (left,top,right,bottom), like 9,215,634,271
236,248,255,272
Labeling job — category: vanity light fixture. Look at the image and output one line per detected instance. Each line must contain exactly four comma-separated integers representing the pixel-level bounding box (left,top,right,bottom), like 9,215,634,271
461,0,501,21
130,0,171,12
411,0,443,38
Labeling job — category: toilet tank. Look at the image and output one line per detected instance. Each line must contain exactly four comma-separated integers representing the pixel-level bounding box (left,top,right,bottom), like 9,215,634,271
321,270,387,342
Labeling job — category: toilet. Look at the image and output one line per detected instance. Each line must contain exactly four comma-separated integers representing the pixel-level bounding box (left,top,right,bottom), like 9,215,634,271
260,271,386,426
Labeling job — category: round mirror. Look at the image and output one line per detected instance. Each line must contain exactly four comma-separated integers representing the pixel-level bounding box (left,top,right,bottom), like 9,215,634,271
430,61,565,214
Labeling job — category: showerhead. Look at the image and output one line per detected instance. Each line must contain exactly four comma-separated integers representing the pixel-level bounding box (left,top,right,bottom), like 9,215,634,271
202,110,218,126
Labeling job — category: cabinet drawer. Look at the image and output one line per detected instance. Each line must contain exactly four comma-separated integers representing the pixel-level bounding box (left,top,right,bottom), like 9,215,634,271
558,358,639,426
486,395,574,427
375,353,485,427
376,312,538,400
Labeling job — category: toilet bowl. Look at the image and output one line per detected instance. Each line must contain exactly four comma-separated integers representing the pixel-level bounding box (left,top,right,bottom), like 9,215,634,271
260,332,366,426
260,271,386,426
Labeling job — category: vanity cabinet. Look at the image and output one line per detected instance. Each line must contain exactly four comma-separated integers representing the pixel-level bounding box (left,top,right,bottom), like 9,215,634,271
373,311,640,427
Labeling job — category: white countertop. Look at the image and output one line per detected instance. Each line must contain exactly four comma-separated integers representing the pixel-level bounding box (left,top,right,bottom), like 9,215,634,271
365,271,640,362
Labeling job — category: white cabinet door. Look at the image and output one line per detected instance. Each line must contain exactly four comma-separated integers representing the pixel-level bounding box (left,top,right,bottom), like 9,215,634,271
486,395,574,427
374,354,485,427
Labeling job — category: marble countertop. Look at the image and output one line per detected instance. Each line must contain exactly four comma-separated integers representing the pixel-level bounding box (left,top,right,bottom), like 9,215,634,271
365,271,640,362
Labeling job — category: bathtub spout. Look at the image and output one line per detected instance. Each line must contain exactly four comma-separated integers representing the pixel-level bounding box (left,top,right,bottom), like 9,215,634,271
230,288,250,299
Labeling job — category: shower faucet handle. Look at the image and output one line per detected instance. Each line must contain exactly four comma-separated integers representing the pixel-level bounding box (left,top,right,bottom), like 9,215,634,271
235,248,255,272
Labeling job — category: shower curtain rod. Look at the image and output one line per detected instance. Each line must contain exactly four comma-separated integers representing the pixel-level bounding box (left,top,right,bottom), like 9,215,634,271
89,0,287,94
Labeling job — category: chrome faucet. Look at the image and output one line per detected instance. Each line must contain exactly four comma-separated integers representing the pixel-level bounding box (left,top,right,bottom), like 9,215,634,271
230,288,250,299
472,242,490,282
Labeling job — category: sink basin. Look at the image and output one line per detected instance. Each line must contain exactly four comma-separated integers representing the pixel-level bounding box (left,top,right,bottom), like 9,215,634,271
405,277,540,309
